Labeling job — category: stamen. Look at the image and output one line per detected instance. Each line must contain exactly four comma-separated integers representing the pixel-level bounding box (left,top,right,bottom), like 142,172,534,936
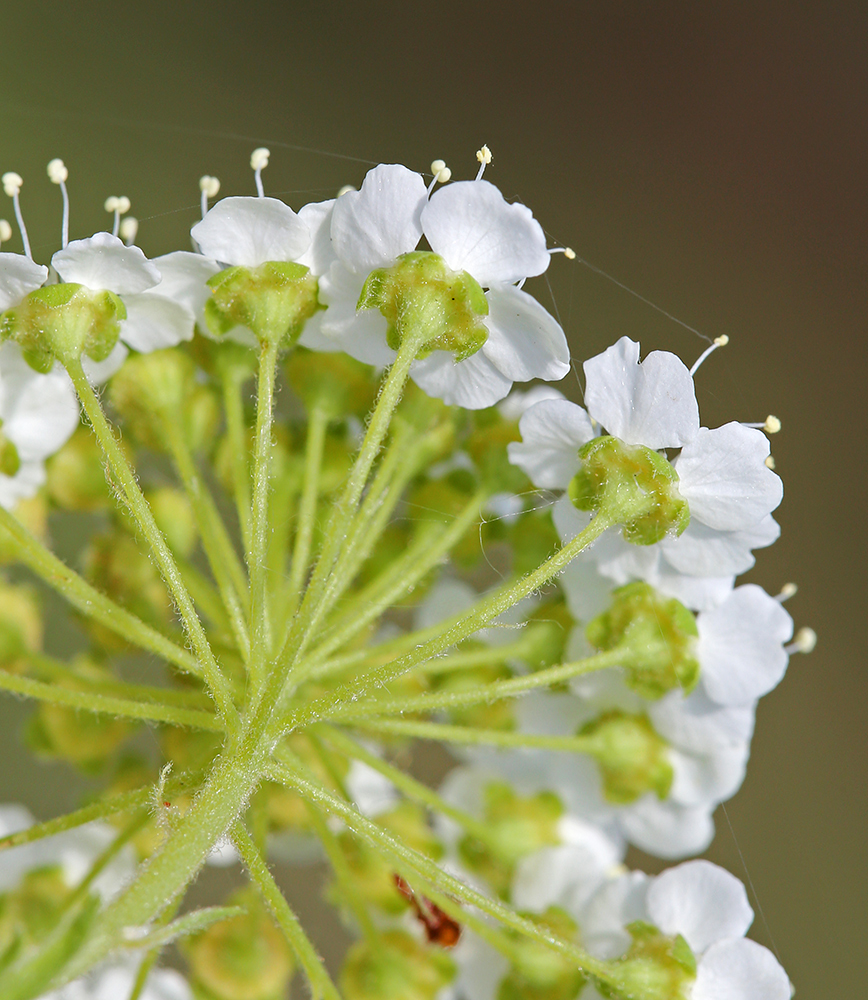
104,196,131,238
689,334,729,376
764,455,776,470
199,175,221,219
475,144,492,180
549,246,576,259
119,216,139,246
787,627,817,655
743,415,782,434
0,219,11,248
427,159,452,194
250,147,270,198
776,582,798,602
336,184,355,197
2,172,33,260
47,158,70,248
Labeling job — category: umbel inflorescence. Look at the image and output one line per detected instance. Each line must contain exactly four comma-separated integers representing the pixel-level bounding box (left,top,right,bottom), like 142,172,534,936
0,148,810,1000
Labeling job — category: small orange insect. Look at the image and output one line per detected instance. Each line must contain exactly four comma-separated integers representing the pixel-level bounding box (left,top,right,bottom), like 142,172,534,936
393,874,462,948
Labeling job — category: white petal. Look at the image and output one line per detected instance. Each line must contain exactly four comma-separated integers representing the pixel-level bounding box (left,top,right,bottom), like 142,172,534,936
509,399,595,489
297,311,343,353
205,839,240,867
661,515,780,577
82,341,129,383
559,556,615,621
422,180,550,284
498,385,566,422
52,233,160,294
191,197,310,268
121,294,194,351
0,343,79,459
552,493,595,543
583,338,699,448
149,251,220,326
330,164,425,273
297,198,337,275
649,570,736,612
669,742,749,805
676,424,783,531
618,798,715,858
696,584,793,706
410,347,513,408
648,688,756,753
512,831,621,912
647,860,753,954
579,871,649,959
0,253,48,310
0,461,45,509
319,261,395,365
694,938,792,1000
483,284,570,382
345,759,398,817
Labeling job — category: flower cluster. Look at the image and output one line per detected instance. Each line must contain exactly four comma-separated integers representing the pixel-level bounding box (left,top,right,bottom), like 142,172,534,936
0,149,807,1000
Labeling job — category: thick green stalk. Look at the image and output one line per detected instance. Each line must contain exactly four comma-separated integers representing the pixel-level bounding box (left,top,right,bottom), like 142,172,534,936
65,358,239,734
246,338,281,696
220,363,253,556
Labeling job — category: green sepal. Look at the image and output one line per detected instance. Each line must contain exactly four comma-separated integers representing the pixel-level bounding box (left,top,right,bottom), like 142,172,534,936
497,907,587,1000
568,436,689,545
579,712,674,804
586,582,700,698
358,251,489,360
595,922,696,1000
205,261,320,348
0,424,20,478
1,284,124,369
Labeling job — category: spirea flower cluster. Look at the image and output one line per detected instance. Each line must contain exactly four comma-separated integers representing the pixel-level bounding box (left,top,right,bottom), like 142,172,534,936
0,148,809,1000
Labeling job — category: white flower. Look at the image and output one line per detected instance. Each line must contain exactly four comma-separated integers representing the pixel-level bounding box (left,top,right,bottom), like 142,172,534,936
510,337,783,581
0,252,48,311
45,963,193,1000
578,860,792,1000
190,196,311,267
0,341,79,509
316,165,570,407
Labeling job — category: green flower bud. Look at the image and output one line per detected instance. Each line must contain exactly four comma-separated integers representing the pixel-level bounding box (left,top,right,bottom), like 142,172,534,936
27,658,132,771
46,427,112,512
182,891,294,1000
0,423,20,478
0,581,41,670
84,528,172,629
586,583,699,698
0,493,48,565
1,284,124,370
205,262,320,348
459,782,563,898
336,802,442,914
358,252,488,359
498,907,587,1000
467,408,529,494
431,662,515,731
109,349,219,453
286,348,378,419
0,867,70,953
340,929,455,1000
579,712,673,805
568,437,689,545
596,922,696,1000
147,487,198,558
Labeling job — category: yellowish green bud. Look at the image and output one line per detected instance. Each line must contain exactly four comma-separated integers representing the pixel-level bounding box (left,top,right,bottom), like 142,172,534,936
498,907,587,1000
0,581,41,669
340,929,455,1000
1,284,124,370
586,583,700,698
205,262,320,348
182,891,294,1000
0,493,48,565
358,251,488,359
459,782,563,898
0,423,20,478
109,349,219,453
147,487,198,558
596,922,695,1000
286,348,378,419
46,427,113,512
84,527,172,629
569,437,689,545
579,712,673,805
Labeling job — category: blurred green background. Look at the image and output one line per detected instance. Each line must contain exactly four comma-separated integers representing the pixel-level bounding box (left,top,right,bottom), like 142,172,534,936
1,1,865,994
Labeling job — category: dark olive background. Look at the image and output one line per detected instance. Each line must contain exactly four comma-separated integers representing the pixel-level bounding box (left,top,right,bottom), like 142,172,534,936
1,1,866,994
